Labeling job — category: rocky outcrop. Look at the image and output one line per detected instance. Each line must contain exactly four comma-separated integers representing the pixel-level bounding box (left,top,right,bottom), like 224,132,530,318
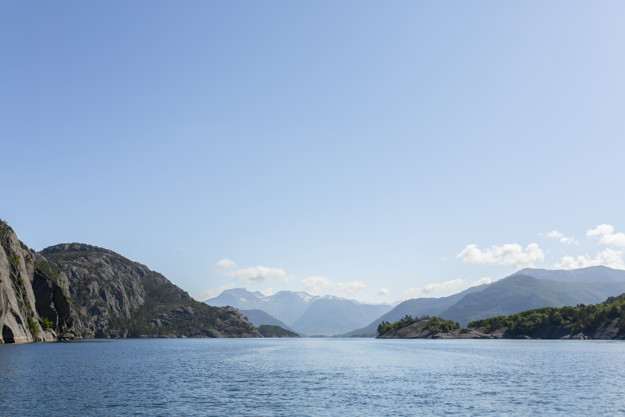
379,321,625,340
0,221,67,343
257,324,300,338
471,320,625,340
377,318,492,339
0,219,261,343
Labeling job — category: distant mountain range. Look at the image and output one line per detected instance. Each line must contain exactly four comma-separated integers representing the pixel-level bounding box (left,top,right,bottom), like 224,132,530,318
205,289,392,336
205,266,625,338
512,266,625,282
349,266,625,335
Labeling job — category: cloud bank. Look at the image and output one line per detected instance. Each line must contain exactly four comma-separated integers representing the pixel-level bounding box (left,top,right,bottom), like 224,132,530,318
403,277,491,299
214,259,292,283
300,276,366,297
587,224,625,247
545,230,578,245
457,243,544,269
556,248,625,270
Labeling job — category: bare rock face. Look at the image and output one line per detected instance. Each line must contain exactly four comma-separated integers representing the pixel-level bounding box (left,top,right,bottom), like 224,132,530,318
40,243,261,339
0,219,261,343
0,221,72,343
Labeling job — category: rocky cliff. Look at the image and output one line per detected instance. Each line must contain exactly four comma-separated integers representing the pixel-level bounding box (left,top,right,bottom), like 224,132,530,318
1,220,65,343
0,220,260,343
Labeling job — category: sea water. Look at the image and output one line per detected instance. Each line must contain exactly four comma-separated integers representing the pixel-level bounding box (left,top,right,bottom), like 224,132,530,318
1,338,624,416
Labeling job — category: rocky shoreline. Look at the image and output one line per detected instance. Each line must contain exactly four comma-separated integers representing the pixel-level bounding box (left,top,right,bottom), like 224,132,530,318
377,317,625,340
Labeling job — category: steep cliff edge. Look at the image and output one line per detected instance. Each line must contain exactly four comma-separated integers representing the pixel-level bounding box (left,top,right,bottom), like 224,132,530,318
0,220,70,343
0,220,260,343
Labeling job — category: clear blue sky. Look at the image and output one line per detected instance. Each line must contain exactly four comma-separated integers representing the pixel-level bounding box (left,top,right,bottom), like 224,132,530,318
2,1,625,302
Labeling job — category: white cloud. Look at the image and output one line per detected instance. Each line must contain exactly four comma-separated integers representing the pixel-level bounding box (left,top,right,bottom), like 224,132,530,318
336,281,366,295
457,242,544,269
546,230,564,239
402,287,421,298
215,258,237,272
225,265,292,284
197,284,236,301
403,276,493,300
473,276,492,286
300,276,366,297
555,248,625,270
377,288,390,296
587,224,625,247
300,276,330,294
545,230,578,245
422,278,465,294
261,287,275,296
215,259,293,283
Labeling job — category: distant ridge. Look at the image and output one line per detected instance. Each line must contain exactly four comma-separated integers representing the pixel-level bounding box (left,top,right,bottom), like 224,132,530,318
345,266,625,334
344,284,487,337
513,265,625,282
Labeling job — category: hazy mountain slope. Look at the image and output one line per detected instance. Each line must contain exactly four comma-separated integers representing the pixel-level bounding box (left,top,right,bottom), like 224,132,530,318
205,289,315,326
345,284,487,337
205,288,266,308
264,291,318,324
240,309,295,331
514,265,625,282
439,274,625,326
291,297,392,336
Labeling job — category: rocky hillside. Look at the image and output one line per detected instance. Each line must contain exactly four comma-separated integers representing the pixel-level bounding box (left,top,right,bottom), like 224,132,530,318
0,220,260,343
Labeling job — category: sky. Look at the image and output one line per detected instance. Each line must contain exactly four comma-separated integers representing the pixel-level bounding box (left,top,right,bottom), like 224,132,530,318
2,1,625,303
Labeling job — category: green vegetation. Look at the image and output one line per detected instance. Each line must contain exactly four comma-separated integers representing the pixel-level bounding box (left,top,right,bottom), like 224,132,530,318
10,255,21,269
469,293,625,336
377,315,460,335
424,316,461,333
41,318,54,331
35,259,63,284
257,325,300,338
110,273,255,337
27,317,39,339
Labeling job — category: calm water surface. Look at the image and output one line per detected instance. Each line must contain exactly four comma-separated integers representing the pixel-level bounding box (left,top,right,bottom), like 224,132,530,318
1,338,624,416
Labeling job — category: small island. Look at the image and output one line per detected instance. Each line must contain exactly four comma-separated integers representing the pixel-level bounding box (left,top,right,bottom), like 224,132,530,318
257,325,300,338
377,293,625,340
